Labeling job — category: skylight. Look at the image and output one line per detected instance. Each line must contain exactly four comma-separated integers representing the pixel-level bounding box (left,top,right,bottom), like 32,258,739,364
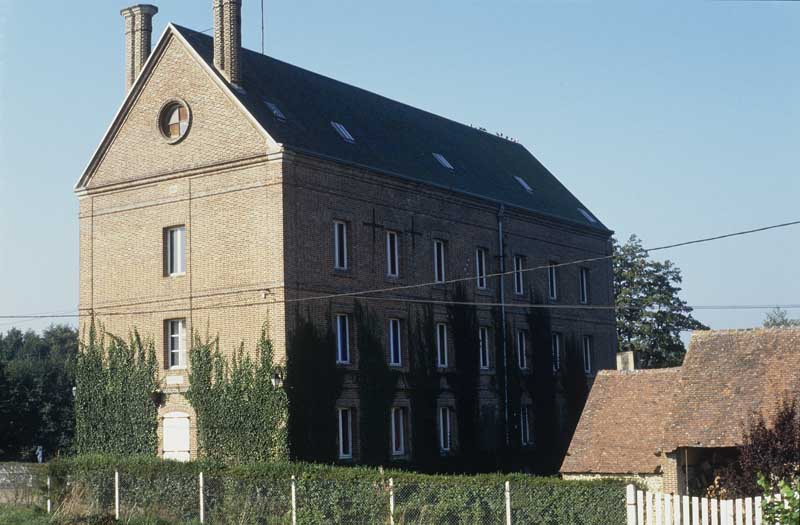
514,176,533,194
331,121,355,143
578,208,598,224
432,153,454,170
264,100,286,122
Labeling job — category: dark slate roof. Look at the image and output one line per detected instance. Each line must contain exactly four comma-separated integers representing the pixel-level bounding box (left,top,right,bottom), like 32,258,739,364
560,368,680,475
663,328,800,451
174,25,609,232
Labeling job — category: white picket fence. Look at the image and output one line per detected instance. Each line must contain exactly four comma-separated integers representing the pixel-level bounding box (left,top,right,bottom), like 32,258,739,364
625,485,768,525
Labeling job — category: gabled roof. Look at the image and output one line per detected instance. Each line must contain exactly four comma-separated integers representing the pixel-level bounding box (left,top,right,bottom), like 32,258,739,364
171,25,609,232
662,328,800,451
561,328,800,476
560,368,680,475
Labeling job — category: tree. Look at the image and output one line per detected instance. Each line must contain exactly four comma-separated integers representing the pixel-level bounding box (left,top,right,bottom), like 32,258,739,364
715,397,800,497
763,307,800,328
614,235,707,368
0,325,77,460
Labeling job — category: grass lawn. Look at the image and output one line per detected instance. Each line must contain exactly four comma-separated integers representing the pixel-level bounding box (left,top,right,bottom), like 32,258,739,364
0,506,194,525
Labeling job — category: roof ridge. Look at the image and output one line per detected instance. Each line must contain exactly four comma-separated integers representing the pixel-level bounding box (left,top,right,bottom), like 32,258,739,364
173,24,527,151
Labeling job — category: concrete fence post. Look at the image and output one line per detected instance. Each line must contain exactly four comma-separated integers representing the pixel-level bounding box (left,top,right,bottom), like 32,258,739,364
114,470,120,521
199,471,205,524
505,480,512,525
626,485,636,525
291,475,297,525
389,478,395,525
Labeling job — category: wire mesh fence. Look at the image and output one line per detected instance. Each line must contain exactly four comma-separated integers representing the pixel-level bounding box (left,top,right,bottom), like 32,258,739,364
4,466,628,524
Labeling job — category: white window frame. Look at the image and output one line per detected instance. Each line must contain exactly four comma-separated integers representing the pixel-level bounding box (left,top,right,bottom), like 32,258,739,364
520,404,533,446
516,329,528,370
475,248,487,289
388,318,402,366
165,226,186,277
386,230,399,277
436,323,448,368
513,255,525,295
391,407,406,456
582,335,593,374
433,240,446,283
478,326,490,370
551,332,562,373
548,262,558,300
167,319,186,370
580,267,590,304
333,221,348,270
336,314,350,364
337,408,353,459
439,406,452,452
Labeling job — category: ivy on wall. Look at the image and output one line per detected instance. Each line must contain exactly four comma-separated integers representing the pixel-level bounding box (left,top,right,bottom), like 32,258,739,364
355,302,398,465
445,284,481,469
284,310,343,463
74,322,158,455
407,305,441,470
526,299,559,473
187,327,288,463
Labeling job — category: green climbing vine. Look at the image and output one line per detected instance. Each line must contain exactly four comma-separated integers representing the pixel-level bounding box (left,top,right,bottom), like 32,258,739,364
526,296,559,473
187,326,288,463
355,301,398,465
446,284,481,469
74,321,158,455
284,309,344,462
407,304,441,470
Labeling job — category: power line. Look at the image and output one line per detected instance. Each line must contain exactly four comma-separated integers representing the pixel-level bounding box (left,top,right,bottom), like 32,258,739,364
2,219,799,321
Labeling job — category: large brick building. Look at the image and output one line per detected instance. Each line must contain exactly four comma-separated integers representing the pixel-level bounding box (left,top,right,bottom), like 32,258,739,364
76,2,615,468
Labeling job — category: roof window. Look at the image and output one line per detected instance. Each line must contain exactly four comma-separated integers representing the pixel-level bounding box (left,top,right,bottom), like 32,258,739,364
514,176,533,194
432,153,454,170
578,208,598,224
331,121,355,143
264,100,286,122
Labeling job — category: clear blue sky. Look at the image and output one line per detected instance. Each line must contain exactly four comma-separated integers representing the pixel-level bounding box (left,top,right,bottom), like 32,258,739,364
1,1,798,333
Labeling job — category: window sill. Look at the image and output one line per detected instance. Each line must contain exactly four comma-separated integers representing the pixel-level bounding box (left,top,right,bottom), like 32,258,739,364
168,366,187,371
165,273,186,278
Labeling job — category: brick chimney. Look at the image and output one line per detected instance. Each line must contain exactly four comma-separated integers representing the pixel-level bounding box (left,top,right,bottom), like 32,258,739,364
212,0,242,85
121,4,159,92
616,350,637,371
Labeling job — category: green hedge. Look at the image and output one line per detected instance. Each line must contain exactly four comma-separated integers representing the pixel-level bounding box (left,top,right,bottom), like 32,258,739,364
46,455,628,524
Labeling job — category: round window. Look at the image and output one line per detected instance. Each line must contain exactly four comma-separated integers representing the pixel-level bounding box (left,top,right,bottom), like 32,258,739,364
159,101,191,143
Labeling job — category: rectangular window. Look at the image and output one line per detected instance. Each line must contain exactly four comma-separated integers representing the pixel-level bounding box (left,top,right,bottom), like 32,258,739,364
433,240,446,283
436,323,448,368
386,231,399,277
516,329,528,370
333,221,348,270
165,226,186,276
475,248,487,289
432,152,454,170
336,314,350,364
582,335,593,374
479,326,490,369
391,407,407,456
439,407,452,452
167,319,186,369
521,404,533,446
580,267,590,304
548,262,558,300
337,408,353,459
389,318,402,366
551,332,562,372
331,121,355,143
513,255,525,295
